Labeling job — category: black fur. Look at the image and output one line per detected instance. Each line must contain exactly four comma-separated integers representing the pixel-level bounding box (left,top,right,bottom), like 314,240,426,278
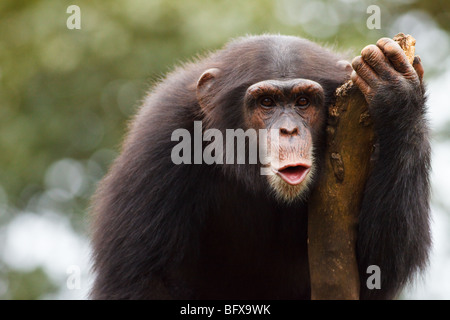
90,35,431,299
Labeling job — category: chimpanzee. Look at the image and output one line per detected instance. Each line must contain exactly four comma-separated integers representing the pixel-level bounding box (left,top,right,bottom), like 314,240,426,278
90,35,430,299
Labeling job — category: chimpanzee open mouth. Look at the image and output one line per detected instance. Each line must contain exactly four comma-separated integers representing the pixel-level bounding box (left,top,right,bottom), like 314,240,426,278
275,164,311,185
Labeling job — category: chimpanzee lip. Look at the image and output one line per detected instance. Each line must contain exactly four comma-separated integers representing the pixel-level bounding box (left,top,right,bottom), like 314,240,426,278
274,163,311,186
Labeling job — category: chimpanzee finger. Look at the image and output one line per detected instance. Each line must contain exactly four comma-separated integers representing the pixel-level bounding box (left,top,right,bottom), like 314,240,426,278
352,56,378,88
360,44,391,77
413,56,424,83
351,70,372,102
376,38,415,76
336,60,353,74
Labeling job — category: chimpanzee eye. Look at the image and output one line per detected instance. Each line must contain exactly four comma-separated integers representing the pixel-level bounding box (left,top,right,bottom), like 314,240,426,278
296,96,310,108
259,96,276,107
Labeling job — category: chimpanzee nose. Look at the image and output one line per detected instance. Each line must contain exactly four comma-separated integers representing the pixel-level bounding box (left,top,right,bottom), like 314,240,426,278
279,118,299,136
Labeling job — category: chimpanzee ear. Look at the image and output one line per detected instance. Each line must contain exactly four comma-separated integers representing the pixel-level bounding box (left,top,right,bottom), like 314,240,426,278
196,68,221,107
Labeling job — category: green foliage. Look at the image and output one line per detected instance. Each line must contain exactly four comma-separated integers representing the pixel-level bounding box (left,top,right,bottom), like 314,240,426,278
2,266,58,300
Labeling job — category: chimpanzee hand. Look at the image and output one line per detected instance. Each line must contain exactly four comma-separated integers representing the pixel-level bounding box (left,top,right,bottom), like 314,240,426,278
351,38,425,129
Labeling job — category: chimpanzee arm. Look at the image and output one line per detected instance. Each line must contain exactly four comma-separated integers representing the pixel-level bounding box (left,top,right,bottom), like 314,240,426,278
351,38,431,299
90,74,209,299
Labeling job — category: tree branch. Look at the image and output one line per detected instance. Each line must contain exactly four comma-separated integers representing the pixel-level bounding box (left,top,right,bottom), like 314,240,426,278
307,33,415,300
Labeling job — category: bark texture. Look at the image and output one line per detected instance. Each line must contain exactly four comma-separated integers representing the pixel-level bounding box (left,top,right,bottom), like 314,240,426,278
307,33,415,300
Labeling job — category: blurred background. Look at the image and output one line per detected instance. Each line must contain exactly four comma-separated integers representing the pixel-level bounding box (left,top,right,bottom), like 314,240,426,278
0,0,449,300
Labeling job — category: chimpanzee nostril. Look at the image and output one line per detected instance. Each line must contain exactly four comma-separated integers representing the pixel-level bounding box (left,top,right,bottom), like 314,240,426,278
280,126,299,136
